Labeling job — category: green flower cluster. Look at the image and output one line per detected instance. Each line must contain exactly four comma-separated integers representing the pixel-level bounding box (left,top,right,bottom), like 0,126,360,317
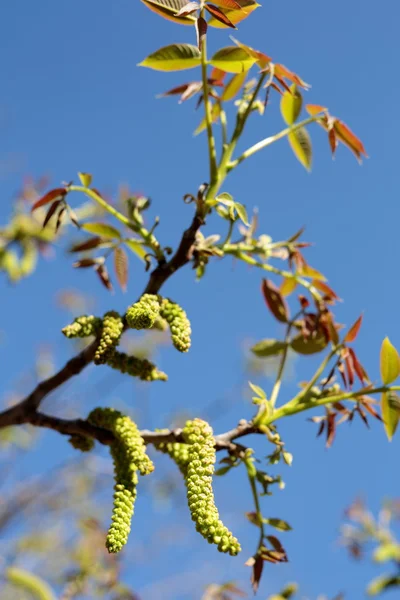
126,294,160,330
159,298,192,353
68,434,95,452
62,315,102,339
183,418,241,556
156,434,189,477
107,351,168,382
88,407,154,553
94,311,124,365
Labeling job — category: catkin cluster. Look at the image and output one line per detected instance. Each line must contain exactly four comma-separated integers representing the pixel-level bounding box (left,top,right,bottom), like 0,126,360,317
156,434,190,477
94,311,124,365
62,315,102,339
183,418,241,556
126,294,160,329
88,407,153,553
107,351,167,382
159,298,191,353
68,434,95,452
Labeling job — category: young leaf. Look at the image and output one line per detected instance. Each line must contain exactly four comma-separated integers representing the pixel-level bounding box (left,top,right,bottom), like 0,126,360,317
274,64,310,89
210,46,256,74
195,16,207,50
124,239,147,262
290,332,328,355
333,119,368,163
288,127,312,171
248,381,266,399
221,71,247,101
194,101,221,135
73,258,103,268
69,236,107,253
31,188,67,212
380,337,400,385
297,264,326,281
251,339,286,358
381,392,400,441
344,315,363,343
42,200,62,229
205,4,236,28
280,277,298,297
263,518,292,531
280,84,302,125
175,1,199,15
114,246,129,292
261,279,289,323
139,44,201,72
208,0,259,28
78,172,92,187
95,264,113,291
234,202,249,225
231,37,271,68
141,0,196,24
305,104,327,116
82,222,121,239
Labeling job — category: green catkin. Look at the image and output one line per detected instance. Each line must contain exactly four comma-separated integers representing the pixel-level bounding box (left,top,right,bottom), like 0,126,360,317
94,311,124,365
126,294,161,330
107,350,168,382
6,567,56,600
183,418,241,556
68,434,95,452
159,298,192,353
155,432,190,477
88,408,154,553
62,315,102,339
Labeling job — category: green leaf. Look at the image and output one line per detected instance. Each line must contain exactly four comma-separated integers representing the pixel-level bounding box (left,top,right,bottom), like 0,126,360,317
248,381,266,399
280,84,303,125
215,192,234,206
381,391,400,441
380,337,400,384
78,172,92,187
124,239,147,262
194,101,221,135
288,127,312,171
210,46,256,74
221,71,247,101
139,44,201,72
251,339,287,358
81,222,121,239
234,202,249,225
263,518,292,531
367,574,400,596
140,0,196,24
290,332,328,355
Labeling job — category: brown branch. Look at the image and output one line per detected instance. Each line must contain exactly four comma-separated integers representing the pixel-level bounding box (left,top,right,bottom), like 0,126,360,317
0,207,205,431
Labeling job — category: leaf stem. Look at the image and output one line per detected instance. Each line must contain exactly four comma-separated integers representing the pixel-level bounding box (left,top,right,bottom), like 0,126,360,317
200,12,218,183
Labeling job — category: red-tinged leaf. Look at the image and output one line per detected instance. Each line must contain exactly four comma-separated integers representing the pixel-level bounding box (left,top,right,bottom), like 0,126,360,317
205,3,236,27
360,398,382,421
338,361,348,389
280,277,298,297
343,348,355,388
67,206,80,228
159,81,202,102
266,536,286,554
42,200,62,229
270,81,284,95
317,420,325,437
175,1,199,15
114,246,129,292
356,406,369,429
322,311,339,346
73,258,102,268
273,74,291,94
274,64,310,89
344,315,363,343
311,279,341,302
55,206,66,233
212,0,241,8
329,128,338,156
326,411,336,447
333,119,368,162
298,295,309,309
196,16,207,50
31,188,67,212
348,348,370,385
209,66,227,81
69,236,106,253
248,555,263,593
231,37,271,69
262,279,289,323
305,104,327,116
288,226,305,243
96,264,113,292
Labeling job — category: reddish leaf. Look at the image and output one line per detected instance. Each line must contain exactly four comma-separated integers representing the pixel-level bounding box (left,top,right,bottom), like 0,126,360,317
329,128,338,156
338,362,348,389
360,397,382,422
356,405,369,429
205,3,236,27
114,246,129,292
317,420,326,437
311,279,340,303
42,200,62,229
343,348,355,388
262,279,289,323
333,119,368,162
196,15,207,49
69,236,106,253
246,555,263,593
288,226,305,243
73,258,102,268
298,295,309,309
96,264,113,291
209,66,227,81
326,412,336,447
348,348,370,385
344,315,363,343
305,104,327,116
31,188,67,212
55,206,66,233
212,0,242,8
274,64,310,89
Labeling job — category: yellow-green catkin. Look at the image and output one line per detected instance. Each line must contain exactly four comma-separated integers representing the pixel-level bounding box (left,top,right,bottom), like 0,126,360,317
94,311,124,365
62,315,102,339
159,298,191,353
155,433,190,477
68,434,95,452
6,567,56,600
88,408,154,553
107,350,168,382
183,418,241,556
126,294,160,330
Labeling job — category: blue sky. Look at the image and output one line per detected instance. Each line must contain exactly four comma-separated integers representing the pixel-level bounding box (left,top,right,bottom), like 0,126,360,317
1,1,400,598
